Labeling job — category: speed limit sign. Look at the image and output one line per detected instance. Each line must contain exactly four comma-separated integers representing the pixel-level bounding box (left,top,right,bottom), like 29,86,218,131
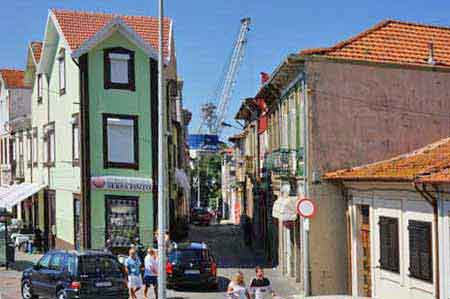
296,198,316,218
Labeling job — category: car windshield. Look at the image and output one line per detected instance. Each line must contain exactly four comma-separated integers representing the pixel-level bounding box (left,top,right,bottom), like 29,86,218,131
79,255,122,275
169,250,204,263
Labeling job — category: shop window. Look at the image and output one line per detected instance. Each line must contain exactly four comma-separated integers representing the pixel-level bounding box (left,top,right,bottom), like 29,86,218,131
37,74,43,103
104,47,135,91
72,114,80,166
379,216,399,272
43,123,55,167
103,114,139,169
408,220,433,282
105,195,139,247
58,48,66,95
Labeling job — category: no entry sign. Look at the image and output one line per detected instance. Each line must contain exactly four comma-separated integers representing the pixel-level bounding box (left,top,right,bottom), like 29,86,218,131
297,198,316,218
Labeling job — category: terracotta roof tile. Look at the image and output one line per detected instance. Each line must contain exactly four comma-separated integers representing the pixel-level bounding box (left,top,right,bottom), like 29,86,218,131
417,168,450,183
0,69,27,89
300,20,450,67
30,41,43,64
51,9,171,59
324,138,450,181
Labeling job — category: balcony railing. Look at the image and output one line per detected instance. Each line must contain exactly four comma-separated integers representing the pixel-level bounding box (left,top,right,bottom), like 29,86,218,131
263,148,304,177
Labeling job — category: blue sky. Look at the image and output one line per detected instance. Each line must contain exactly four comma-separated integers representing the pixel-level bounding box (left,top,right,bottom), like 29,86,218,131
1,0,449,139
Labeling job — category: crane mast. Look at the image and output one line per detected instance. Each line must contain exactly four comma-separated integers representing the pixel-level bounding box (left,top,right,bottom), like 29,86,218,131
199,17,251,135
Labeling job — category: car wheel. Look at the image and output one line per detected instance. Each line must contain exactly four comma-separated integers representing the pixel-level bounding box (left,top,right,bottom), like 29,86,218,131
209,282,219,290
57,290,67,299
21,280,37,299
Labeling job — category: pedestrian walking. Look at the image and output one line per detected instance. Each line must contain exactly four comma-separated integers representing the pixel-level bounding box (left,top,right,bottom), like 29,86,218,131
227,271,250,299
143,248,158,299
124,248,143,299
248,266,276,299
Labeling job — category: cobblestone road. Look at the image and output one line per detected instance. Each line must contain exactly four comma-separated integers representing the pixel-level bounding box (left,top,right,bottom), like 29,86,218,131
0,224,302,299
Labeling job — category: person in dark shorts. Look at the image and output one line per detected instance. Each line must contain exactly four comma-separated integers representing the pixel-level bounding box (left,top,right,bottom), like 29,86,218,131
143,248,158,299
248,266,276,299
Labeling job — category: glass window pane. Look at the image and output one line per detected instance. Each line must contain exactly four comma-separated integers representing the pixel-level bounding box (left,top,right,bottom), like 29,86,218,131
106,197,139,247
107,118,134,163
110,58,129,84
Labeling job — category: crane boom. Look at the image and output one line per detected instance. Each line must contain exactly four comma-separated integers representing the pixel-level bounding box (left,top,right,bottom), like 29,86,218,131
198,17,251,135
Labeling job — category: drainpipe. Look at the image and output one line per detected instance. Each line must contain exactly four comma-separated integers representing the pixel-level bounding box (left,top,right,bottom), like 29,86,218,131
301,74,310,296
414,182,440,299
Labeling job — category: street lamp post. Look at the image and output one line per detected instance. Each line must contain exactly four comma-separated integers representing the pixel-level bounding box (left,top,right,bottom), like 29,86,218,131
197,158,201,208
157,0,167,298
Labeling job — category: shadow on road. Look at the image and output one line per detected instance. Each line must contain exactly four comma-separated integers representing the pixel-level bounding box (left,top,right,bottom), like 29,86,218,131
171,276,230,293
10,260,35,272
186,224,273,270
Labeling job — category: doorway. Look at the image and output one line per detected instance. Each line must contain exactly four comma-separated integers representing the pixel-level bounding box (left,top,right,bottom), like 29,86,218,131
73,194,81,250
44,190,56,250
359,205,372,297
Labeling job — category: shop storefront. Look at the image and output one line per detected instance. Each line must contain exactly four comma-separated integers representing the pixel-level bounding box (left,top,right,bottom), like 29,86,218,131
90,176,154,251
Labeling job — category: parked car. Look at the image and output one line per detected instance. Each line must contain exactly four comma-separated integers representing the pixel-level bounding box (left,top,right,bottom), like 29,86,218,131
167,242,218,289
190,208,212,226
21,250,128,299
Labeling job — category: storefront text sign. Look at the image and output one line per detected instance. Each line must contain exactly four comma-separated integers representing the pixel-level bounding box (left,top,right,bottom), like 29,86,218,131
91,176,153,193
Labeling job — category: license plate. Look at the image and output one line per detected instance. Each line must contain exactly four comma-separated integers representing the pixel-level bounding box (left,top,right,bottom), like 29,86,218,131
95,281,112,287
184,270,200,274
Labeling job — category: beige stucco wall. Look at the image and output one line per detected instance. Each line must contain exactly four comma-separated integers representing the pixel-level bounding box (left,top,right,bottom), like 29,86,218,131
304,58,450,295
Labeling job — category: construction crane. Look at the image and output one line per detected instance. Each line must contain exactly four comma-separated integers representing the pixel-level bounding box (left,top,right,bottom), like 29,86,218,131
198,17,251,135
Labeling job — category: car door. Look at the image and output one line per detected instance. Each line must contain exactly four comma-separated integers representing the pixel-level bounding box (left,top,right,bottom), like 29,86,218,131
31,253,52,296
42,252,64,297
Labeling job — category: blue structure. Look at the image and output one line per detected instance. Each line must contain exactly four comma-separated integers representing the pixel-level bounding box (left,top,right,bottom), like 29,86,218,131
188,134,221,152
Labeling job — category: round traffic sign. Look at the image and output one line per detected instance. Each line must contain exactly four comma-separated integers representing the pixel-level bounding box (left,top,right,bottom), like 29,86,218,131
297,198,316,218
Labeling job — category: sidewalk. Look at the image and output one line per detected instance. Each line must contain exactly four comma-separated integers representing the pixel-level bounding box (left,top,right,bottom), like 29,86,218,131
0,250,42,299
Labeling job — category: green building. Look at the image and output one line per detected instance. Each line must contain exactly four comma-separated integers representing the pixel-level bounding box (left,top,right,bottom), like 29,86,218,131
13,9,186,251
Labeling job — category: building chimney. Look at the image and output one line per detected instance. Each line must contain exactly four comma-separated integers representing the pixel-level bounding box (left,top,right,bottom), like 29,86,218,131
428,41,436,65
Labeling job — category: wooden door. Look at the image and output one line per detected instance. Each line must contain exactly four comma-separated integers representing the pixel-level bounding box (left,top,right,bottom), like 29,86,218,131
360,205,372,297
44,190,56,250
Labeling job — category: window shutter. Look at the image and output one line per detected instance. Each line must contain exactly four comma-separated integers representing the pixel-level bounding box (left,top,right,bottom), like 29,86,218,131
379,216,399,272
408,220,432,282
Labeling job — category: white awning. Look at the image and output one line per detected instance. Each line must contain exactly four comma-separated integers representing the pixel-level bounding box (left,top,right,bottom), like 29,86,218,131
272,196,298,221
0,183,47,209
175,168,191,194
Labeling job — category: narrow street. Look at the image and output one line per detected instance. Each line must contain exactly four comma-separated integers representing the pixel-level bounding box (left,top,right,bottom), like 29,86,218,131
0,223,301,299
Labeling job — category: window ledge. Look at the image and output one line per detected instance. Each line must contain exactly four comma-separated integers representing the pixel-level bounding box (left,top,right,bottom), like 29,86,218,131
104,161,139,170
43,162,55,168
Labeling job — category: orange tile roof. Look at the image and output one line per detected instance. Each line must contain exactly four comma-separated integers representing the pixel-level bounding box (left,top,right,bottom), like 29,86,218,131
324,138,450,181
300,20,450,67
0,69,27,89
418,169,450,184
51,9,171,59
30,41,43,63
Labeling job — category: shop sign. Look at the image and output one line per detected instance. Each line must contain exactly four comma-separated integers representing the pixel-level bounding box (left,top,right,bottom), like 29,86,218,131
91,176,153,193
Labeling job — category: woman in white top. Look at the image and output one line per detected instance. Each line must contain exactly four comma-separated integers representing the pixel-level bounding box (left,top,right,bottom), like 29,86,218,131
227,271,250,299
143,248,158,299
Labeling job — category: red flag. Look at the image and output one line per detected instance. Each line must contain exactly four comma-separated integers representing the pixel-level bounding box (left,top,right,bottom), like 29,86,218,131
260,72,270,85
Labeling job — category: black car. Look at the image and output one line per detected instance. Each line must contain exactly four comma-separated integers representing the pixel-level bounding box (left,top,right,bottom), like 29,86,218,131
167,242,218,289
21,250,128,299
